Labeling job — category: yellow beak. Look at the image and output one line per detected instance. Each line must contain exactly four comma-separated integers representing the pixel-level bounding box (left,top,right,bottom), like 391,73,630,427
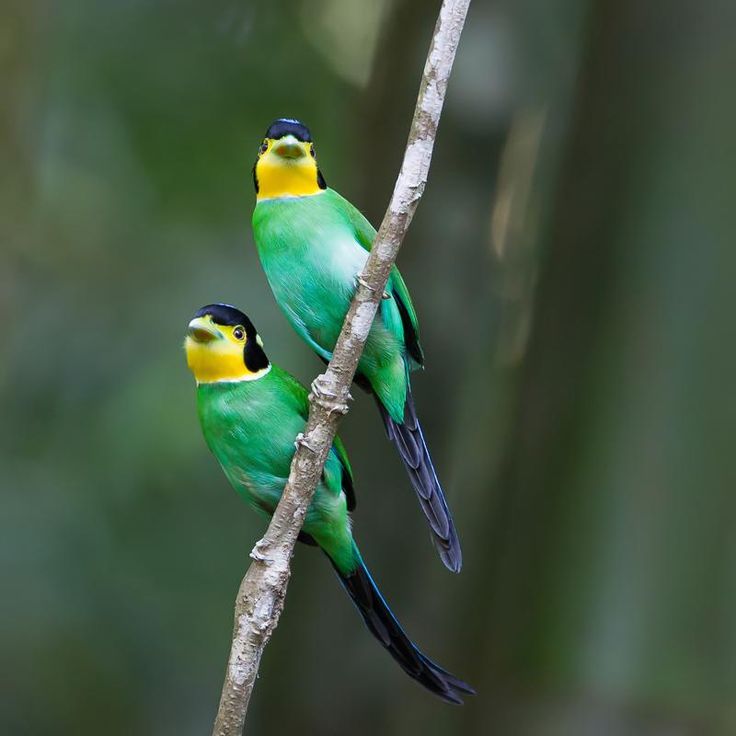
187,316,222,344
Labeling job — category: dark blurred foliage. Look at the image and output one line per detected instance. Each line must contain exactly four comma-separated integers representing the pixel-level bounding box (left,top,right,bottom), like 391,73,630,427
2,0,735,734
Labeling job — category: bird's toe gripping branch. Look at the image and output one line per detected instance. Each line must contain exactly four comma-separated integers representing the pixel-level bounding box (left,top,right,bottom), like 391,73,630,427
308,375,351,416
354,274,391,300
250,538,275,564
293,432,319,452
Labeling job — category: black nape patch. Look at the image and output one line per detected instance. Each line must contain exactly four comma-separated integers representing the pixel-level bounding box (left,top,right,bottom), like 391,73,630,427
252,163,259,194
317,168,327,189
192,303,270,371
265,118,312,142
243,336,269,372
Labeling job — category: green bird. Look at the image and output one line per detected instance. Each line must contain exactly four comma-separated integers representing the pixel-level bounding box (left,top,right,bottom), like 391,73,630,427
251,118,462,573
184,303,473,703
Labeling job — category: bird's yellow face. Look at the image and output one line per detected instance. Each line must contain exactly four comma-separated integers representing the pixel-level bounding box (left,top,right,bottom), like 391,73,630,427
253,119,326,201
185,309,270,384
254,135,324,201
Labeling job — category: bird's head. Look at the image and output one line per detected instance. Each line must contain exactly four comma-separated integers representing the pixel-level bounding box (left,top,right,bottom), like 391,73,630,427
185,304,270,384
253,118,327,201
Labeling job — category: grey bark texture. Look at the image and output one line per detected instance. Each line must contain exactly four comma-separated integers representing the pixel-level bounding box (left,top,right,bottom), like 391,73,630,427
211,2,472,733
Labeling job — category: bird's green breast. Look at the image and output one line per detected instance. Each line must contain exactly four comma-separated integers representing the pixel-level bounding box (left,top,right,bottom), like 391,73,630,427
195,369,352,560
253,190,368,355
196,373,304,515
252,190,408,419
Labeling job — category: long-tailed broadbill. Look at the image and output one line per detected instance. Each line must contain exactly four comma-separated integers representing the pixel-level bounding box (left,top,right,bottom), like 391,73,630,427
251,118,462,572
184,303,473,703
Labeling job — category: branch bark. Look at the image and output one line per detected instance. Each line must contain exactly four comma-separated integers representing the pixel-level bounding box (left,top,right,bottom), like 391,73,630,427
211,2,472,733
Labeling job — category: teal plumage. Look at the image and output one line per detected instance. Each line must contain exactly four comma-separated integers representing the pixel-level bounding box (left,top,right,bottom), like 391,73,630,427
252,119,462,572
185,304,473,703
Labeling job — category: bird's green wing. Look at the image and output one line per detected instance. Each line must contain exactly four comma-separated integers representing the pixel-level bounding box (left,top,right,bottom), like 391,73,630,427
271,364,356,511
387,268,424,367
331,189,424,367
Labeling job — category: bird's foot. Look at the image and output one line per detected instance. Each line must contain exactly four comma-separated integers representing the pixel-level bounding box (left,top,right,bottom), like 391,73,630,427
294,432,318,452
309,376,350,416
310,376,337,400
354,275,390,299
250,538,273,564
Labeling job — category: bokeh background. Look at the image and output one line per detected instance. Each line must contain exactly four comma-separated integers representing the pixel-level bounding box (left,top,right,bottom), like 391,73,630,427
2,0,736,734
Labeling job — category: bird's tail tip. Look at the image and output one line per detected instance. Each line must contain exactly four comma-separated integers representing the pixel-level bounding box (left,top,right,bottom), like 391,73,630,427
439,544,463,574
332,545,475,704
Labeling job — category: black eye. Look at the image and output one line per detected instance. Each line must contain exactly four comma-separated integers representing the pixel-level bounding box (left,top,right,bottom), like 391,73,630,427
233,326,245,341
259,140,268,154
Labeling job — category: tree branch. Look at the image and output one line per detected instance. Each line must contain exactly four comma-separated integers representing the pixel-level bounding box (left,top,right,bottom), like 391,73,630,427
211,2,472,733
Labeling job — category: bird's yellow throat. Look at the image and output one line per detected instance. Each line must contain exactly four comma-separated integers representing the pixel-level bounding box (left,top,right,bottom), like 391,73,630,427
254,138,324,201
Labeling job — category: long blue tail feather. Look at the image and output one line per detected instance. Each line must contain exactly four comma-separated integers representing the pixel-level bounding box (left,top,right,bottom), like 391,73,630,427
329,543,474,704
376,387,462,572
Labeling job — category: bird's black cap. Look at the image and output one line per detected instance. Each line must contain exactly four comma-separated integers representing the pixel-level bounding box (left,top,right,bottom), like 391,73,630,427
194,303,255,329
265,118,312,142
192,303,269,371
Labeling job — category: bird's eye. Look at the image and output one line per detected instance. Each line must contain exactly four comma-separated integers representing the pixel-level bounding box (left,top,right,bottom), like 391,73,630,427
233,326,245,341
259,140,268,154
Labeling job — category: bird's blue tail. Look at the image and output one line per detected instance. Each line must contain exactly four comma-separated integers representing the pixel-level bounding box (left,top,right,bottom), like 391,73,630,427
330,543,474,704
376,386,462,572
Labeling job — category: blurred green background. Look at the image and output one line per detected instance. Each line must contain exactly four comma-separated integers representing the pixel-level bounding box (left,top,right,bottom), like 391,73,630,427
2,0,736,734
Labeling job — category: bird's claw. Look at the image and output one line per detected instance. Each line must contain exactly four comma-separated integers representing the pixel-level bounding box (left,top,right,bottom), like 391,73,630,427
310,377,337,400
294,432,318,452
309,377,350,416
325,402,350,416
354,275,390,300
250,539,273,563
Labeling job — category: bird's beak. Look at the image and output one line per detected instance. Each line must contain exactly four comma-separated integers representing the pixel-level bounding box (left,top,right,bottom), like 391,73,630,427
272,134,306,160
187,317,222,344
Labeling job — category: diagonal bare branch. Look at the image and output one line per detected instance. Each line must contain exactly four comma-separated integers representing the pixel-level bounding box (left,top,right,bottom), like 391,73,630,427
211,2,472,733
